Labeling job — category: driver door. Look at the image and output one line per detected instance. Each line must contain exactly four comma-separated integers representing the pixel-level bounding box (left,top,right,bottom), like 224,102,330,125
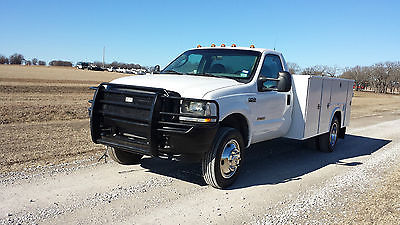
251,54,290,143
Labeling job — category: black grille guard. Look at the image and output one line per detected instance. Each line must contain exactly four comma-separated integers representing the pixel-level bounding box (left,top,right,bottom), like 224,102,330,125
89,82,219,156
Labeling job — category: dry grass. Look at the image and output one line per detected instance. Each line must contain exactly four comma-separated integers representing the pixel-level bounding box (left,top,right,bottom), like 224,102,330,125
0,64,124,82
0,66,127,125
351,91,400,119
0,65,127,173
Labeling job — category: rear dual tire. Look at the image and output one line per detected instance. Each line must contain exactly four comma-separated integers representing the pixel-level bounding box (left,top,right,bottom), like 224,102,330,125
318,116,340,152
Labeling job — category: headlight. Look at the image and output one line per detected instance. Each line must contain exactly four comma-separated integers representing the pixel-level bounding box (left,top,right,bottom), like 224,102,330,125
181,101,210,116
180,100,217,122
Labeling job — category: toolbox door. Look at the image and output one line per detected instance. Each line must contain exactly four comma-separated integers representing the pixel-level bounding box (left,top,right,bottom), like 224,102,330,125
318,78,333,134
343,80,354,127
304,77,323,138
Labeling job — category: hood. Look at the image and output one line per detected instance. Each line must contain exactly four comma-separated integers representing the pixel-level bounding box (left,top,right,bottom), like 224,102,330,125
110,74,241,99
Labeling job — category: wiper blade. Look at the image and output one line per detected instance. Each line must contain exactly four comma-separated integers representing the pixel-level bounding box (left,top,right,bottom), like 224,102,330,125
161,70,183,75
188,73,221,78
194,73,240,81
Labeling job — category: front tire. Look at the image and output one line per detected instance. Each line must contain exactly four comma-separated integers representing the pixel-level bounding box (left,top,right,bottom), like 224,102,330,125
108,147,143,165
202,127,244,189
318,116,339,152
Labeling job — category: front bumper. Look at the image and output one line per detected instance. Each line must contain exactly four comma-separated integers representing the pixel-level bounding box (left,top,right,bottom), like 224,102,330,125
89,82,219,156
159,124,218,155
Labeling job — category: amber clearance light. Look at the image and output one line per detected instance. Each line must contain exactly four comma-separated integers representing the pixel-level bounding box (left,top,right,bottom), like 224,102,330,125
231,44,237,47
250,44,255,48
211,44,216,47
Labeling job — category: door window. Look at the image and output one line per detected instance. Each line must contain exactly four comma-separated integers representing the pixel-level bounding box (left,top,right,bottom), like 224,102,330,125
259,55,283,89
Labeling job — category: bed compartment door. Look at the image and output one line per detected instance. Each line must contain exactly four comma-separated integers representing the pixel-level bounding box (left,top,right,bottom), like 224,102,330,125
318,78,333,134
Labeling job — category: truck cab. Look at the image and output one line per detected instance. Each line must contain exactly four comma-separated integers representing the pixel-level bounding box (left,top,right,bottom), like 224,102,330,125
89,45,353,189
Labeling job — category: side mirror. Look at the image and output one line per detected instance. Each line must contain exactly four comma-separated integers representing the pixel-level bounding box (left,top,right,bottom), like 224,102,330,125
258,71,292,92
276,71,292,92
153,65,160,74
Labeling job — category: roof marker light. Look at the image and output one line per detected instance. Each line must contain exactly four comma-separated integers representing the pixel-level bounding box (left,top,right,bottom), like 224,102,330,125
211,44,216,47
221,44,226,47
231,44,237,47
250,44,255,48
197,45,202,48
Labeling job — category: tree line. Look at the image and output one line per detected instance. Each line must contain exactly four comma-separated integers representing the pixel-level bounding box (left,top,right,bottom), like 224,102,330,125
0,53,46,66
287,62,400,94
287,63,341,77
341,62,400,94
0,53,145,69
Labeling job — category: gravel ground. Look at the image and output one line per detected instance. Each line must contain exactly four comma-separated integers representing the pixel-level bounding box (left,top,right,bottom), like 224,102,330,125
253,120,400,224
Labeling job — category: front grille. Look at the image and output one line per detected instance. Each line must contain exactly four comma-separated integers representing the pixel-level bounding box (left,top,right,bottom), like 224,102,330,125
90,83,163,156
89,82,219,156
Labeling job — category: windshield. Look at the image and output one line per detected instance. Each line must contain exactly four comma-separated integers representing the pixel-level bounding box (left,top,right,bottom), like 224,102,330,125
161,49,261,82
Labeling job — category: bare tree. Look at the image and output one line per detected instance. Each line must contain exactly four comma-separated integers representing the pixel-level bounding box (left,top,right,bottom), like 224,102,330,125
287,62,301,74
301,65,342,77
9,53,24,64
301,65,326,76
342,66,369,91
324,65,340,77
0,55,9,64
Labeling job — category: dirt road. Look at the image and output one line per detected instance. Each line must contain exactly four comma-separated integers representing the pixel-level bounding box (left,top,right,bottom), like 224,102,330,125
1,65,400,224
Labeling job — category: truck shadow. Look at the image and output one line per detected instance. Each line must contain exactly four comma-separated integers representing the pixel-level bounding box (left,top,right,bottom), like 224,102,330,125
139,134,391,189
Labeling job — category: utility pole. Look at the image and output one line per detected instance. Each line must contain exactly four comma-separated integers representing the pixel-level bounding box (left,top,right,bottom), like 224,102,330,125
102,46,105,68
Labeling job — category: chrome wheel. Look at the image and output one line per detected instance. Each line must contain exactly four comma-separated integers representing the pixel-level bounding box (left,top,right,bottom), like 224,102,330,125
329,122,338,147
220,139,241,179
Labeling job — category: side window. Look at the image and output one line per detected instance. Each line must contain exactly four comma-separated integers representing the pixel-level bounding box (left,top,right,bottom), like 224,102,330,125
259,54,283,89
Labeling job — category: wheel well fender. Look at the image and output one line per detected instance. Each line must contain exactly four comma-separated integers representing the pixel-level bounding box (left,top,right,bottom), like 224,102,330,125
219,113,250,147
330,107,343,126
330,107,346,138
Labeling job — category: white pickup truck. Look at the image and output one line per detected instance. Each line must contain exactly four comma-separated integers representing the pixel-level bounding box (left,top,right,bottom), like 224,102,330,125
89,45,353,189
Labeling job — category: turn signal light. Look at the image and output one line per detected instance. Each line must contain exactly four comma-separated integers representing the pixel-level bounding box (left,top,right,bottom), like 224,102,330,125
250,45,255,48
211,44,216,47
197,45,202,48
221,44,226,47
231,44,237,47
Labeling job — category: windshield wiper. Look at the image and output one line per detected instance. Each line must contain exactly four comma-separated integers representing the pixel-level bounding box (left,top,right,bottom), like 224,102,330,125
191,73,241,81
187,73,221,78
161,70,183,75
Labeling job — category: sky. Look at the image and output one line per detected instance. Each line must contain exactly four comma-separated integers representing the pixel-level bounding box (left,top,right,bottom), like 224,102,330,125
1,0,399,69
